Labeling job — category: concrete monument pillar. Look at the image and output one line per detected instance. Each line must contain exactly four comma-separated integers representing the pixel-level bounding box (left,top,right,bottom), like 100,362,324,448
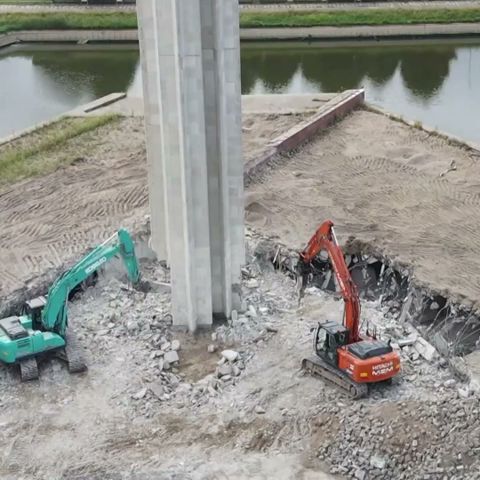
137,0,244,331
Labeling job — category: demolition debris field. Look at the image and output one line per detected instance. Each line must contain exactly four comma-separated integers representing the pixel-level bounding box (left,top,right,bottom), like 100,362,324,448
2,104,480,479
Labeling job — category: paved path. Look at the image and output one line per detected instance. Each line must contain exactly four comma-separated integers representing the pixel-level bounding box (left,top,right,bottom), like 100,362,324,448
0,1,478,13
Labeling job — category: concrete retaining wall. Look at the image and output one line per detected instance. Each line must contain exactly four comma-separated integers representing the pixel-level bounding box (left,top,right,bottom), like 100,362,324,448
0,30,137,49
2,22,480,49
244,89,365,181
241,22,480,40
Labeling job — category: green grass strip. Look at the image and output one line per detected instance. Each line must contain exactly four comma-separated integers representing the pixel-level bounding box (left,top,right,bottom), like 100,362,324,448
1,9,480,34
0,12,137,34
0,114,119,184
240,8,480,28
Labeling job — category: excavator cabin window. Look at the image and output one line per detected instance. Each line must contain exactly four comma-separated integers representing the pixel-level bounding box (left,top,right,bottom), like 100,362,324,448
23,296,47,328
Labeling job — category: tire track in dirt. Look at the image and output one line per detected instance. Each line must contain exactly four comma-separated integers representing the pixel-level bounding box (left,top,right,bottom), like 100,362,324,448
0,114,305,299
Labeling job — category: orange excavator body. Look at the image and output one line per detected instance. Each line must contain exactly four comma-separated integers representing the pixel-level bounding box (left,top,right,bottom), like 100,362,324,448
336,345,400,384
298,220,400,396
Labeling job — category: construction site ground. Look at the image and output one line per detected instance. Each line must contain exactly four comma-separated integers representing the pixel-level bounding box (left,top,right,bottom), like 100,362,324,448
2,96,480,479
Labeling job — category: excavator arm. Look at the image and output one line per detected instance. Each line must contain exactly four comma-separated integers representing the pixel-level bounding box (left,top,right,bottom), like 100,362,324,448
297,220,361,343
41,229,140,336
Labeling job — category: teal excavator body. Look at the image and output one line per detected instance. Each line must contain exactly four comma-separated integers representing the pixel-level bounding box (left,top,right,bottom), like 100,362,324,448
0,229,140,380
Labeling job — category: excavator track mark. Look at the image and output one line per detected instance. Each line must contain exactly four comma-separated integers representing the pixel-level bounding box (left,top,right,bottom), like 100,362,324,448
19,357,39,382
302,356,368,399
64,329,87,374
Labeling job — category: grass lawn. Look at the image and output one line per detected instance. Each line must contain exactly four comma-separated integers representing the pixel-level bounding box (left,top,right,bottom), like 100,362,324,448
0,115,119,184
1,9,480,34
0,12,136,33
240,8,480,28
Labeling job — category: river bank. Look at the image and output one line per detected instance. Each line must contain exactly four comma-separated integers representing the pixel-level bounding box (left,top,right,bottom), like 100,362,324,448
3,21,480,47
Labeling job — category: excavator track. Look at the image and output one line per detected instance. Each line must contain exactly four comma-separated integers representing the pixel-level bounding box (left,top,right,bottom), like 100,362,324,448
302,356,368,399
19,357,39,382
64,328,87,374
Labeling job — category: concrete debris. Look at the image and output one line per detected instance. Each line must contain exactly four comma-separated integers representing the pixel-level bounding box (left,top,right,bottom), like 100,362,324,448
354,469,367,480
217,364,233,378
158,358,166,372
164,350,179,364
458,387,470,398
444,379,456,388
231,309,238,323
221,350,239,363
414,337,438,362
246,278,259,289
397,335,417,348
9,231,480,478
132,388,148,400
149,383,165,399
370,454,386,470
432,332,450,357
449,355,471,382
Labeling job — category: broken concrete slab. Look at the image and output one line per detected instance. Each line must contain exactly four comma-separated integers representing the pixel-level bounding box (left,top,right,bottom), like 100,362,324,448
414,337,438,362
164,350,179,364
217,364,233,378
132,388,148,400
221,350,239,362
397,336,417,348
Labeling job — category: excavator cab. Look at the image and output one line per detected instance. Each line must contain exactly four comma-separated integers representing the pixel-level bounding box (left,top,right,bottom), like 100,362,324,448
22,296,47,329
313,321,349,366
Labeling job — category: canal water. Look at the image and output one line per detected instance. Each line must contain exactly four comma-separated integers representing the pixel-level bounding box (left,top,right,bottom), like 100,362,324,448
0,40,479,143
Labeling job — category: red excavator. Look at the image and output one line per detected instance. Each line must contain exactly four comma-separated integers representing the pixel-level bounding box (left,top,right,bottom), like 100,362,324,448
297,220,400,398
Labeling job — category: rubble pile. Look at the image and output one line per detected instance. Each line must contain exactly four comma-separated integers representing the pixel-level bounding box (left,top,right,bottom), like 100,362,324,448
314,390,480,480
5,231,479,479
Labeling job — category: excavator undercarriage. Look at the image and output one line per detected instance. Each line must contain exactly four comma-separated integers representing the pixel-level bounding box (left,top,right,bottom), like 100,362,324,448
302,355,368,399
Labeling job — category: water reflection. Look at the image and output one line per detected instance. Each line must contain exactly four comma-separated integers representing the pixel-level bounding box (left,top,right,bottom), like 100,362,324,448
399,48,456,99
241,44,456,100
0,41,479,144
0,45,139,135
31,49,139,99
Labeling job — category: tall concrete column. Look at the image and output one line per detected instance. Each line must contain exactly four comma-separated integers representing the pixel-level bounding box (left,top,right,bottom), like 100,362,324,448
136,0,168,260
200,0,245,317
137,0,244,330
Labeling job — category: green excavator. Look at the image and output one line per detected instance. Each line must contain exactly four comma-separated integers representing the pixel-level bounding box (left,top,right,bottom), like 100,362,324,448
0,229,140,381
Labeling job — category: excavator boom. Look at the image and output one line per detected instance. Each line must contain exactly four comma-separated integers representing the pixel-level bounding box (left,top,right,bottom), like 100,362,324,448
297,220,360,343
42,228,140,336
